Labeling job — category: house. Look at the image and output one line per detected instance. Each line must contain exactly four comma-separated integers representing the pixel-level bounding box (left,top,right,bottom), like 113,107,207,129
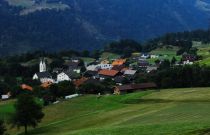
83,70,98,78
53,68,63,74
97,64,113,70
21,84,33,91
141,53,150,59
150,54,159,59
98,69,120,80
86,65,99,71
114,76,125,85
112,65,126,72
33,72,53,83
57,71,74,82
65,61,81,73
114,83,157,95
182,54,197,65
112,59,126,66
70,57,80,63
41,81,53,88
84,78,101,85
1,95,9,100
146,66,158,73
124,70,137,76
183,60,193,65
74,77,88,88
138,60,149,68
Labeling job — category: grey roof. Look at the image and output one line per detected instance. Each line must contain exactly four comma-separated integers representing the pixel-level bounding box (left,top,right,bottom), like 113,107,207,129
124,70,137,75
63,71,80,79
146,66,158,72
36,72,51,79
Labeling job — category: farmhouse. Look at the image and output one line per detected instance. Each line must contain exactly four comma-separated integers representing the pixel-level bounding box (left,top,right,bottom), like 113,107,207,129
57,71,74,82
98,69,120,80
112,59,126,66
114,83,157,94
124,70,137,76
146,66,158,73
74,77,88,88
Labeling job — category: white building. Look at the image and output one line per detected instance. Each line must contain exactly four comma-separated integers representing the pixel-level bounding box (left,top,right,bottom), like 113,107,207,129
183,60,193,65
86,65,98,71
141,54,150,59
1,95,9,100
57,72,72,82
97,64,113,70
33,59,53,83
150,55,159,59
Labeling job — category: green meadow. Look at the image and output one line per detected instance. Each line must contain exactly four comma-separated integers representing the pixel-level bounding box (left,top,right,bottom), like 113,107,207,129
2,88,210,135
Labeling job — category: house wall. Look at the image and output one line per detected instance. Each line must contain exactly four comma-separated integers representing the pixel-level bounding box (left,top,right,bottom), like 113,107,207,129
57,73,71,82
32,74,38,80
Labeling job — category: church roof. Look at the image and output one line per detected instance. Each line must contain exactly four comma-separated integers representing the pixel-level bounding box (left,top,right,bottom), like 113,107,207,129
36,72,51,79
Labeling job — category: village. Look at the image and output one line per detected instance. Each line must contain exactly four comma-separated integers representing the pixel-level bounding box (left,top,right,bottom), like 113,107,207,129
0,49,198,102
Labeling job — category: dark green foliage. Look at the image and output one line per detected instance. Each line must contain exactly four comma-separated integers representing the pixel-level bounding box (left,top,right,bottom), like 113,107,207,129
79,83,110,94
171,57,177,65
57,81,76,98
105,39,142,57
154,65,210,88
159,60,171,69
12,94,44,134
0,120,6,135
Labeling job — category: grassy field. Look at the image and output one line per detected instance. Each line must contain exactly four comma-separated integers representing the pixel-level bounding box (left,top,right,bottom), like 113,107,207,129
192,42,210,65
150,46,179,56
80,57,96,65
3,88,210,135
148,46,181,64
100,52,121,62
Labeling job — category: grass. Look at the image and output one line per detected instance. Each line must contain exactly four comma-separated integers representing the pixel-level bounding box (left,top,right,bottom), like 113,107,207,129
3,88,210,135
150,45,179,56
80,57,96,65
100,52,121,61
0,100,15,120
192,42,210,65
148,45,181,64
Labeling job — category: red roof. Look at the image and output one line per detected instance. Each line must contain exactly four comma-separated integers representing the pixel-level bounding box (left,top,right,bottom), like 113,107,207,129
74,77,88,87
98,69,119,77
41,81,53,88
21,84,33,91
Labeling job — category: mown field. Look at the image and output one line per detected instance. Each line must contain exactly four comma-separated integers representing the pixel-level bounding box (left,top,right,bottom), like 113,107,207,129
2,88,210,135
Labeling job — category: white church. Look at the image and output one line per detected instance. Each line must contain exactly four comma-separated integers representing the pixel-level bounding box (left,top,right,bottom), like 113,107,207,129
33,59,54,83
33,58,74,84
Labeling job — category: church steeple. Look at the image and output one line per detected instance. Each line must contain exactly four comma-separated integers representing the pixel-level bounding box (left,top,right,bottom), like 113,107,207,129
39,58,46,72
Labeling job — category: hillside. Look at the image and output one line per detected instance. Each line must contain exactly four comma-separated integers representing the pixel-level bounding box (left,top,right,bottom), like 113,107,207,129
2,88,210,135
0,0,210,55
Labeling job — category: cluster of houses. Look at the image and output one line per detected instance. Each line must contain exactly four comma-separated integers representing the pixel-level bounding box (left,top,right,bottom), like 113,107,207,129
30,57,158,95
1,52,198,100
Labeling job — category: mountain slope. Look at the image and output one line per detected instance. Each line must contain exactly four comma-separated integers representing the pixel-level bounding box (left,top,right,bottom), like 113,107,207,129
0,0,210,55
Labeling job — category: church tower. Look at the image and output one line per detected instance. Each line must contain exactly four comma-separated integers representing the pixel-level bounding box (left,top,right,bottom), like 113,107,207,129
39,58,47,72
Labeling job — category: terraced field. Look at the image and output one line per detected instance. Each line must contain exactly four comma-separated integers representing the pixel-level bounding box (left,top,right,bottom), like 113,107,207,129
2,88,210,135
